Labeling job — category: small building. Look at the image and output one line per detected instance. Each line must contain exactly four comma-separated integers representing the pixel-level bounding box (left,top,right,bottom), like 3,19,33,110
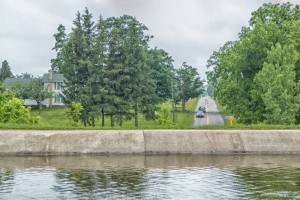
4,69,65,107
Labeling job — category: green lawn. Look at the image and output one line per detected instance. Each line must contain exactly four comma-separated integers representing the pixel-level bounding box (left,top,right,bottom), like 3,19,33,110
1,97,299,129
0,99,198,130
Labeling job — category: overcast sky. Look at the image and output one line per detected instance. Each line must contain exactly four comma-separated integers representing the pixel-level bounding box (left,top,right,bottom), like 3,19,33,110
0,0,297,80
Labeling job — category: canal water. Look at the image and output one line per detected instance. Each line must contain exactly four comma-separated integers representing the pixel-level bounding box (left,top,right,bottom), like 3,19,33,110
0,155,299,199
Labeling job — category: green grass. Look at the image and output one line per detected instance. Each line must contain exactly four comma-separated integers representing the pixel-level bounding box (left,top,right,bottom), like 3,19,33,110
185,98,199,112
4,97,298,130
0,99,197,130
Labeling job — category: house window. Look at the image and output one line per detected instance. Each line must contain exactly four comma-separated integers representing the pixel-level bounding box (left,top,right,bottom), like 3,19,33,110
55,82,62,90
54,93,62,103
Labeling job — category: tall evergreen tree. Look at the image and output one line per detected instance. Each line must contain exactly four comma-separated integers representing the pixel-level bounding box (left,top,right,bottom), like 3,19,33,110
91,15,109,127
105,16,131,127
51,24,67,73
59,9,96,126
123,16,158,127
80,7,97,126
0,60,13,82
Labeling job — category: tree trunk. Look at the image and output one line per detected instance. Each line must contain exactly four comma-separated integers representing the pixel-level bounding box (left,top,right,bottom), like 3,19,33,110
171,83,175,123
182,98,186,112
119,113,123,127
38,101,42,114
110,114,114,127
92,116,95,127
134,102,138,127
101,108,105,127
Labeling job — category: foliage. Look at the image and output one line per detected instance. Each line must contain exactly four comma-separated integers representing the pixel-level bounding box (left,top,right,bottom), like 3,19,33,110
15,72,34,79
65,101,83,126
25,106,193,129
155,100,173,126
206,83,214,97
147,47,175,101
51,8,205,127
52,9,161,127
0,82,39,124
254,44,300,124
176,62,204,112
11,77,53,109
51,24,67,73
0,60,13,82
185,98,199,112
207,2,300,125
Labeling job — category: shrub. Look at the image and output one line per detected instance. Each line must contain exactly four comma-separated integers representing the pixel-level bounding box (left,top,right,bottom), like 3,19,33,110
0,83,39,124
65,102,83,126
155,100,173,126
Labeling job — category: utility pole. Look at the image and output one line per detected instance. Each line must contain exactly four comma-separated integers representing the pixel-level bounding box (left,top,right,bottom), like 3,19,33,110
171,80,175,123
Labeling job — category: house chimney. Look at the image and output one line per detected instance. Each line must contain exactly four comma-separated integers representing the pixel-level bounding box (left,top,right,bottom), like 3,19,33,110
49,69,53,80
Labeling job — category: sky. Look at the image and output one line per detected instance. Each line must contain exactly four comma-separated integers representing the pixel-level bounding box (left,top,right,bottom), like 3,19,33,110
0,0,298,80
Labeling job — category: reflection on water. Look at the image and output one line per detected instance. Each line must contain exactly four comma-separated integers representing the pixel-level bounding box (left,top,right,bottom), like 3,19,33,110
0,155,299,199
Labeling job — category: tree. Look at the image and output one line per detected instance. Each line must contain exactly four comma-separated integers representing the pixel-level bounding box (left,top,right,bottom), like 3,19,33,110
254,44,300,124
206,82,214,97
27,77,53,110
0,60,13,82
11,77,53,110
51,24,67,73
104,16,129,127
207,2,300,124
51,9,169,127
91,15,109,127
65,101,83,126
15,72,34,79
147,47,175,101
176,62,204,112
123,15,158,126
58,8,97,126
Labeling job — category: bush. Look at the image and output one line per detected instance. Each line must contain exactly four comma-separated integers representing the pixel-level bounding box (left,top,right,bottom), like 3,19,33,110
155,100,173,126
65,102,83,126
0,83,39,124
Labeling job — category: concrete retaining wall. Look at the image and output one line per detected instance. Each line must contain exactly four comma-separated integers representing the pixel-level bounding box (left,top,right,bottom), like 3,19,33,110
0,129,300,155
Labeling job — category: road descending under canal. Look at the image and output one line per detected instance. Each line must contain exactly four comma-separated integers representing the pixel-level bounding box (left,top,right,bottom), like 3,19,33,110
194,96,224,127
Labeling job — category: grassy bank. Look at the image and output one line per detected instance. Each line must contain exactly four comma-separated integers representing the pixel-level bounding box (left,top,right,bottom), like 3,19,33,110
3,97,297,130
0,98,199,130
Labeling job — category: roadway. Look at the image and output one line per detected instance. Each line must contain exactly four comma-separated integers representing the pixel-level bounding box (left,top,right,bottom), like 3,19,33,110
193,96,224,127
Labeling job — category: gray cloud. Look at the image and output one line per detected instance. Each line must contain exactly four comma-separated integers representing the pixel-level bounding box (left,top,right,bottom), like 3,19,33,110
0,0,295,79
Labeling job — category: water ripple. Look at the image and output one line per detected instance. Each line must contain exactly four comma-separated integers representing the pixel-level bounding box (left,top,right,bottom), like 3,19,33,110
0,156,299,199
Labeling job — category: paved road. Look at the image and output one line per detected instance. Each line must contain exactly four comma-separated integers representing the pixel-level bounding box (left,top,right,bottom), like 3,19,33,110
193,96,224,127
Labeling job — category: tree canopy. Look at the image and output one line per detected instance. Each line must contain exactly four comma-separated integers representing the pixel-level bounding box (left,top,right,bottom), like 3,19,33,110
207,2,300,124
52,8,205,127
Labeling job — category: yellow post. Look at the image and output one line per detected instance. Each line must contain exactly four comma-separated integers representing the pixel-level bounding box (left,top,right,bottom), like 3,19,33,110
229,116,233,126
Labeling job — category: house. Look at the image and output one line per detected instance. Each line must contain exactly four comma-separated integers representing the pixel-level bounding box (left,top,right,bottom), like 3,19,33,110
4,69,65,107
43,69,64,107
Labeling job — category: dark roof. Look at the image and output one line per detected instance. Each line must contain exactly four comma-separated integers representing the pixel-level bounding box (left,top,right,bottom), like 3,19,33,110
42,73,64,83
4,72,64,87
